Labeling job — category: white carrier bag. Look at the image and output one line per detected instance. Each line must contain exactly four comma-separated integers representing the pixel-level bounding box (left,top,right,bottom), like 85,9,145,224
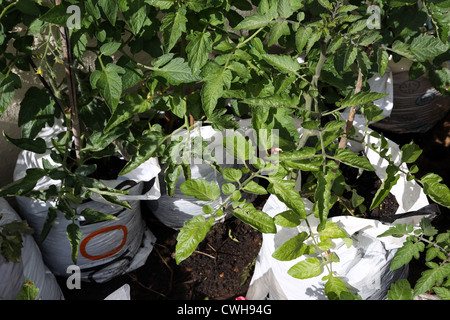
246,118,431,300
13,122,161,283
0,198,64,300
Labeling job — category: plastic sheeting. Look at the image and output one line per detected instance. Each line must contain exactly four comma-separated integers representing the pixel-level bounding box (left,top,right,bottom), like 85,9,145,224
0,198,64,300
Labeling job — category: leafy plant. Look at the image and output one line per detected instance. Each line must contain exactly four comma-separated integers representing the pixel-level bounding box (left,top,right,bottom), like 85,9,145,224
0,213,33,263
0,0,448,300
15,278,40,300
379,218,450,300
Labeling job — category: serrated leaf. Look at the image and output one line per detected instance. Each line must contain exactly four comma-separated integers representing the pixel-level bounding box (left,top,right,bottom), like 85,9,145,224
339,91,388,108
387,279,414,300
242,180,267,195
273,147,316,161
325,276,351,300
3,133,47,154
343,46,358,70
261,54,301,74
370,164,400,210
176,215,215,264
272,232,309,261
153,58,201,85
0,168,47,197
410,34,449,62
186,31,213,75
180,178,221,201
222,168,242,183
80,208,118,223
378,223,414,238
121,0,148,35
67,222,82,263
161,9,187,52
223,134,255,161
414,264,450,296
390,240,425,270
421,173,450,209
93,64,123,110
233,13,273,30
334,148,375,171
274,210,302,227
99,0,119,25
377,47,389,77
433,287,450,300
288,257,323,279
314,169,336,229
295,26,313,54
233,207,276,233
105,93,150,132
201,64,232,116
268,178,306,219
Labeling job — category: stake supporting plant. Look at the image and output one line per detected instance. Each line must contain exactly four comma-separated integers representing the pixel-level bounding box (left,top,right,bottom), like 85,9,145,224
55,0,81,161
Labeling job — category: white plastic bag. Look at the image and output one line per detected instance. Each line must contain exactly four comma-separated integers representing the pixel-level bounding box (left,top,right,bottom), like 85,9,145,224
0,198,64,300
13,122,160,283
246,123,430,300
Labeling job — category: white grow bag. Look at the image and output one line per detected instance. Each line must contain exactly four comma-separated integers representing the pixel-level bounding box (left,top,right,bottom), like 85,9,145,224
0,198,64,300
246,119,431,300
13,122,161,283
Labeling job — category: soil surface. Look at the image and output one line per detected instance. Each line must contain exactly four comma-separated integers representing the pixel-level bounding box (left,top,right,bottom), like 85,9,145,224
56,111,450,300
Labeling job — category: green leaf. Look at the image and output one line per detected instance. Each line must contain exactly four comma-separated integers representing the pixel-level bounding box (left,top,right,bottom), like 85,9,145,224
421,173,450,209
433,287,450,300
409,34,449,62
370,164,400,210
99,0,119,25
390,240,425,270
223,135,255,161
0,73,20,118
186,31,213,75
91,64,123,111
120,131,162,176
39,2,72,26
429,68,450,95
242,180,267,195
39,207,58,244
314,169,336,229
67,222,82,263
268,21,289,47
164,162,183,197
16,278,40,300
201,63,232,116
180,178,221,201
268,178,306,219
222,168,242,183
273,147,316,161
387,279,414,300
176,215,215,264
0,169,47,197
295,26,313,54
79,208,118,223
343,46,358,70
274,210,302,227
153,58,201,85
334,148,375,171
325,276,351,300
414,263,450,296
233,13,273,30
100,42,121,56
3,133,47,154
120,0,148,35
233,207,276,233
378,223,414,238
241,95,300,109
288,257,323,279
161,8,187,52
377,47,389,77
145,0,174,9
338,91,389,108
261,54,301,74
272,232,309,261
105,93,150,132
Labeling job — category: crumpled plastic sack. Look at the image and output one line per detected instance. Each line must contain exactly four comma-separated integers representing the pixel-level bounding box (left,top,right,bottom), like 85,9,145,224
13,121,160,283
246,122,431,300
0,198,64,300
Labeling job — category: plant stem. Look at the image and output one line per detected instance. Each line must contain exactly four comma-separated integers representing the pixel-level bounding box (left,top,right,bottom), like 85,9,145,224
337,68,363,150
55,0,81,162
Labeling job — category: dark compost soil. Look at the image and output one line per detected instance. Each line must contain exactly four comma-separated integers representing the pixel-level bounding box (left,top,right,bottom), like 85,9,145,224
56,111,450,300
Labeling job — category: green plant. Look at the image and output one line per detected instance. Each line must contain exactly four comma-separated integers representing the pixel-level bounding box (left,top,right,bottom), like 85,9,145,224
379,218,450,300
15,278,40,300
0,0,449,299
0,213,33,263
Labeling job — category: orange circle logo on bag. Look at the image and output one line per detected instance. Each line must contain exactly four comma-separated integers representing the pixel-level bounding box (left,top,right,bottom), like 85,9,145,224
80,226,128,260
